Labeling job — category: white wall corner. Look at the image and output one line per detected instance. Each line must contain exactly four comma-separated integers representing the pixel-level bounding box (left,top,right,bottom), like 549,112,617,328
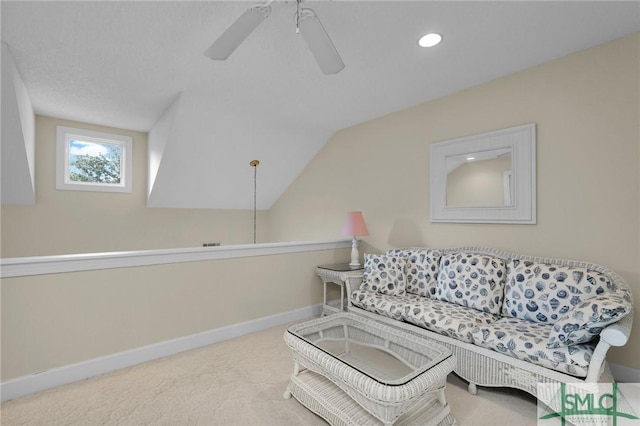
1,42,35,205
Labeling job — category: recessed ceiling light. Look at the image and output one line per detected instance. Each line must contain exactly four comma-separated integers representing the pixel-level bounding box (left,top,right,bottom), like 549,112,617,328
466,156,476,161
418,33,442,48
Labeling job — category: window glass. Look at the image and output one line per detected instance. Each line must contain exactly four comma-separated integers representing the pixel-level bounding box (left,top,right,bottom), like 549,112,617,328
56,126,132,193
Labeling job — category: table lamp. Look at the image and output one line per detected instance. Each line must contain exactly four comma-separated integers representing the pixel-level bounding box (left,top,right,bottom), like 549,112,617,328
342,211,369,268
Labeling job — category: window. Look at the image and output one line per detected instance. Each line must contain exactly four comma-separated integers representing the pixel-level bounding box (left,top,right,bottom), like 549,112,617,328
56,126,133,193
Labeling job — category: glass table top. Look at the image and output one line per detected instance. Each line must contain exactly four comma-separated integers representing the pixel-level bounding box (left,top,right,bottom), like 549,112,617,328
286,313,452,386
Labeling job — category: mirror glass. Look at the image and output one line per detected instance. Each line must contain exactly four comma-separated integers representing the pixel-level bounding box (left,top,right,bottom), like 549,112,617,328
429,123,536,224
445,148,512,207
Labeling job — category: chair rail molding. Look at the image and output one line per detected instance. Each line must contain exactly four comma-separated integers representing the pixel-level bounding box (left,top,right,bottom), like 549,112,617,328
0,239,352,278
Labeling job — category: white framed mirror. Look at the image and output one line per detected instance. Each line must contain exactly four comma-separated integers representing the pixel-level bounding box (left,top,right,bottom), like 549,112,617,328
430,123,536,223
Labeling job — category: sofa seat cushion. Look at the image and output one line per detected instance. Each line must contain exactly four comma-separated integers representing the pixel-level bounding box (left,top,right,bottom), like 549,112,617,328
502,260,614,324
361,253,407,295
404,298,500,343
434,252,507,315
350,289,422,321
471,318,593,378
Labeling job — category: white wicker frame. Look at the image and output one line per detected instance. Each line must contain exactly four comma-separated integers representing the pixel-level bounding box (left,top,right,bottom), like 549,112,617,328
286,370,456,426
344,247,634,397
284,313,457,425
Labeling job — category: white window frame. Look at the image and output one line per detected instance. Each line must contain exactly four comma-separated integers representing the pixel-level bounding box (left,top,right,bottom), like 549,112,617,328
56,126,133,193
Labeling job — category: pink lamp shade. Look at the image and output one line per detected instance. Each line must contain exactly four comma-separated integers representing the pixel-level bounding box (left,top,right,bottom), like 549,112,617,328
342,211,369,237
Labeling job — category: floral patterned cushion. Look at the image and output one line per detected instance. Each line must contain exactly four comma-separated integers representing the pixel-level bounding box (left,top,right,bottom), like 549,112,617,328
434,253,507,315
405,248,442,297
502,260,614,324
350,289,422,321
361,253,407,295
546,296,632,348
471,318,593,377
404,297,500,343
384,248,408,257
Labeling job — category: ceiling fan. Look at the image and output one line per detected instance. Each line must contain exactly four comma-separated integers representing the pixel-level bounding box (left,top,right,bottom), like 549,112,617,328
204,0,345,75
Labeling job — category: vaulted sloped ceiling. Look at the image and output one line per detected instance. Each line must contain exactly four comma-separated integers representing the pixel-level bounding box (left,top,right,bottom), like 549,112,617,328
146,90,334,209
2,1,639,210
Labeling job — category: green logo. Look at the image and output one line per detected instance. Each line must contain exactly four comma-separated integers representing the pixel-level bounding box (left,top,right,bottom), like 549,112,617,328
538,382,639,426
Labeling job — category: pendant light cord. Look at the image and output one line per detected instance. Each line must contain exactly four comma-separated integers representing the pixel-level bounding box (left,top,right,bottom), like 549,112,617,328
250,160,260,244
253,165,257,244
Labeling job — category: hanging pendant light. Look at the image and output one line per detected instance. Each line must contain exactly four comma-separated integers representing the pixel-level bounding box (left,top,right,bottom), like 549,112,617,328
250,160,260,244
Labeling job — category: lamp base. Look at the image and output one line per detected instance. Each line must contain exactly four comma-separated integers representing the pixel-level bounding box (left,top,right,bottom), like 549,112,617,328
349,237,360,268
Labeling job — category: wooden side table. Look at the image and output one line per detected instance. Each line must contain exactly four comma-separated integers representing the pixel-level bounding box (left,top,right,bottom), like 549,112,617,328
316,264,364,315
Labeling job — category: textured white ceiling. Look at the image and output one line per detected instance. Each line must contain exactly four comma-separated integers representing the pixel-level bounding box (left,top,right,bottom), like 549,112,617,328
2,1,639,209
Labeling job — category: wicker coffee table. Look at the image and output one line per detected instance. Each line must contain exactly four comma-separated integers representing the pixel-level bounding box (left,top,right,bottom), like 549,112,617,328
283,313,456,426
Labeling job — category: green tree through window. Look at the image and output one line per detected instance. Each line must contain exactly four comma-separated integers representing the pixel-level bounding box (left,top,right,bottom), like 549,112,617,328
69,142,121,184
57,126,132,193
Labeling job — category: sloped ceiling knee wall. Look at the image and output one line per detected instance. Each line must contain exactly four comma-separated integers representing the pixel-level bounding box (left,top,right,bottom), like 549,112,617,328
1,42,35,205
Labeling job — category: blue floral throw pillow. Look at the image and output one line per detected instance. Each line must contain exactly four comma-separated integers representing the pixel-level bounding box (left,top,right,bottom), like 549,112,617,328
434,252,507,314
361,253,406,296
546,296,631,348
405,248,441,297
502,260,614,324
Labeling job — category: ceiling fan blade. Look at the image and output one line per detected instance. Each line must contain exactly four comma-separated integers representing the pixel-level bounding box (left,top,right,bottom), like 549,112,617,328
298,8,345,75
205,3,272,60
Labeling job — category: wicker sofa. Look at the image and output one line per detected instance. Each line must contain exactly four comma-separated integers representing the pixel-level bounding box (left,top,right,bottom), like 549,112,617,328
344,247,633,397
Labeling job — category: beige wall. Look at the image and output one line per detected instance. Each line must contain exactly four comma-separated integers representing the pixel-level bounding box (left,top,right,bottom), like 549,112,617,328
1,34,638,383
0,116,268,257
268,34,640,369
1,247,349,381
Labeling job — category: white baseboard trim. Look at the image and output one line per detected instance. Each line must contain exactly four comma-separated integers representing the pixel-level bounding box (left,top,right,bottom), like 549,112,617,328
610,362,640,383
2,306,636,403
1,304,322,402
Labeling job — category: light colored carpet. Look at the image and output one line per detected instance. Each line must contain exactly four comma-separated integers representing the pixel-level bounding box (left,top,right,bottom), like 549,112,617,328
1,320,537,425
